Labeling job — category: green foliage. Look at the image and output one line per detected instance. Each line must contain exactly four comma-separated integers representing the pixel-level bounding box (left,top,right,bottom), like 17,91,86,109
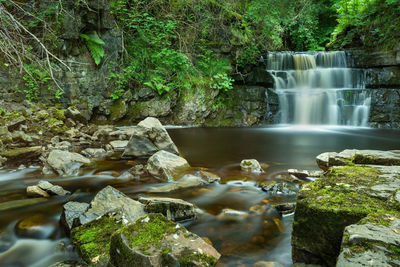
212,73,234,92
80,33,105,65
22,64,51,102
329,0,400,49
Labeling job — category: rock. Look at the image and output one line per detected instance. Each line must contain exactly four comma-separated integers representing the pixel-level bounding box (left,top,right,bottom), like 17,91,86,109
254,261,284,267
27,185,50,198
65,107,90,123
48,261,88,267
138,197,195,221
127,164,146,177
109,213,221,267
53,141,73,151
81,148,107,158
291,164,400,266
123,117,179,158
6,117,26,131
337,214,400,267
0,146,42,162
37,180,70,196
0,198,48,211
92,125,115,141
216,209,249,222
288,169,323,179
78,186,146,226
109,140,128,150
240,159,264,173
0,126,9,136
46,150,91,176
316,149,400,170
261,181,299,196
60,201,90,233
109,128,135,140
71,214,122,265
198,170,221,183
146,150,191,181
272,203,296,215
149,174,207,193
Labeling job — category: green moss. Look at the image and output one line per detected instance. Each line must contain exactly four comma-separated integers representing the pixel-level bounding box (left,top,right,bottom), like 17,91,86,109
71,216,122,263
109,99,126,121
117,214,178,253
47,107,66,121
327,166,380,186
0,147,41,159
180,252,217,267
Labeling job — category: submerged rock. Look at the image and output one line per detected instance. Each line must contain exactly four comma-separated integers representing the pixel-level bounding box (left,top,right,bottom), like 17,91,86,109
109,213,221,267
138,197,195,221
216,208,249,222
240,159,264,173
146,150,191,181
123,117,179,158
149,174,207,193
46,150,91,176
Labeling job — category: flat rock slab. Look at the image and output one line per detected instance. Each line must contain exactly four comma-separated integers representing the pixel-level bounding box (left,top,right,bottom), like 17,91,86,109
123,117,179,158
316,149,400,170
78,186,146,226
146,150,191,181
337,214,400,267
138,197,195,221
109,213,221,267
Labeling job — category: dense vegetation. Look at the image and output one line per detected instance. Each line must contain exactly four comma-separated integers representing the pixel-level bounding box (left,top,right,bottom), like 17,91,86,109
0,0,399,102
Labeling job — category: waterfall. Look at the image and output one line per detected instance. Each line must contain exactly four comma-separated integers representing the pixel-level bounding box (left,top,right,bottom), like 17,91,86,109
265,51,370,126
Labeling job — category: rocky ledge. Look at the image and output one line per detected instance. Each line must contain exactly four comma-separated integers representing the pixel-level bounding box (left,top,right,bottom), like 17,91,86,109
292,149,400,266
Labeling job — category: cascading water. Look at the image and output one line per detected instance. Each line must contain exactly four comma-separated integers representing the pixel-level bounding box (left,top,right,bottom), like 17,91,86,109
265,51,371,126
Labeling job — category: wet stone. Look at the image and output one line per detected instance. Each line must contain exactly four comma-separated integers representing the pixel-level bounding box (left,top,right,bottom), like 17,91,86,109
139,196,196,221
146,150,191,181
26,185,50,198
216,208,249,222
46,150,91,176
61,201,90,233
240,159,264,173
81,148,107,158
37,180,70,196
261,181,299,196
149,174,207,193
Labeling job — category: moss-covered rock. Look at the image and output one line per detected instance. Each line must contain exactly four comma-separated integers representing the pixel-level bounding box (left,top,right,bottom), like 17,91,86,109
0,146,42,162
109,213,221,267
71,215,122,265
292,160,400,266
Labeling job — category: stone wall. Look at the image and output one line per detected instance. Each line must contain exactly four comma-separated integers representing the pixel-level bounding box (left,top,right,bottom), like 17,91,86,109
347,49,400,128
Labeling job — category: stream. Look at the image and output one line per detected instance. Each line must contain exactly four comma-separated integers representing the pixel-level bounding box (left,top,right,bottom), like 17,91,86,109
1,126,400,267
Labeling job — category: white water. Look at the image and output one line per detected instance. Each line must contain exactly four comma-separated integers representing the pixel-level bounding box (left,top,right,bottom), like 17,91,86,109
265,51,371,126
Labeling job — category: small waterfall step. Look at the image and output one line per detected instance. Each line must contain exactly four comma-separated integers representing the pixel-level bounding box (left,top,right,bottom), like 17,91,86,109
264,51,371,126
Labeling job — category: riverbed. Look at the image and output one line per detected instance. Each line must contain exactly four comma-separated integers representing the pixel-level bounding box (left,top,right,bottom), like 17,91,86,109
0,126,399,267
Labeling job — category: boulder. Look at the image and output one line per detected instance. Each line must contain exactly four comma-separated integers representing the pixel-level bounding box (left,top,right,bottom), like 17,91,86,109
65,107,90,123
123,117,179,158
149,174,207,193
291,164,400,266
46,150,91,176
138,197,195,221
77,186,146,226
146,150,191,181
109,140,128,150
337,214,400,267
0,146,42,162
109,213,221,267
61,201,90,233
240,159,264,173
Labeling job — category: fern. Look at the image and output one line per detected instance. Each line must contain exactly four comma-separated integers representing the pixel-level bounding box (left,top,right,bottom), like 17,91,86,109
80,33,105,65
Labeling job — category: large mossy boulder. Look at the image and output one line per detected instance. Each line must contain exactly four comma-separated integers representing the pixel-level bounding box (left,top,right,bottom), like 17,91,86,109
138,197,196,222
123,117,179,158
292,149,400,266
109,213,221,267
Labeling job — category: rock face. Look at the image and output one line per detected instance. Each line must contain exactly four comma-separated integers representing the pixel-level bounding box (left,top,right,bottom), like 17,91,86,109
240,159,264,173
146,150,191,181
46,150,91,175
123,117,179,158
291,149,400,266
138,197,195,222
109,214,221,267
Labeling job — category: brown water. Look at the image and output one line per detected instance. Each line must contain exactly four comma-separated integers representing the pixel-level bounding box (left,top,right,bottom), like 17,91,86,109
0,126,400,267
